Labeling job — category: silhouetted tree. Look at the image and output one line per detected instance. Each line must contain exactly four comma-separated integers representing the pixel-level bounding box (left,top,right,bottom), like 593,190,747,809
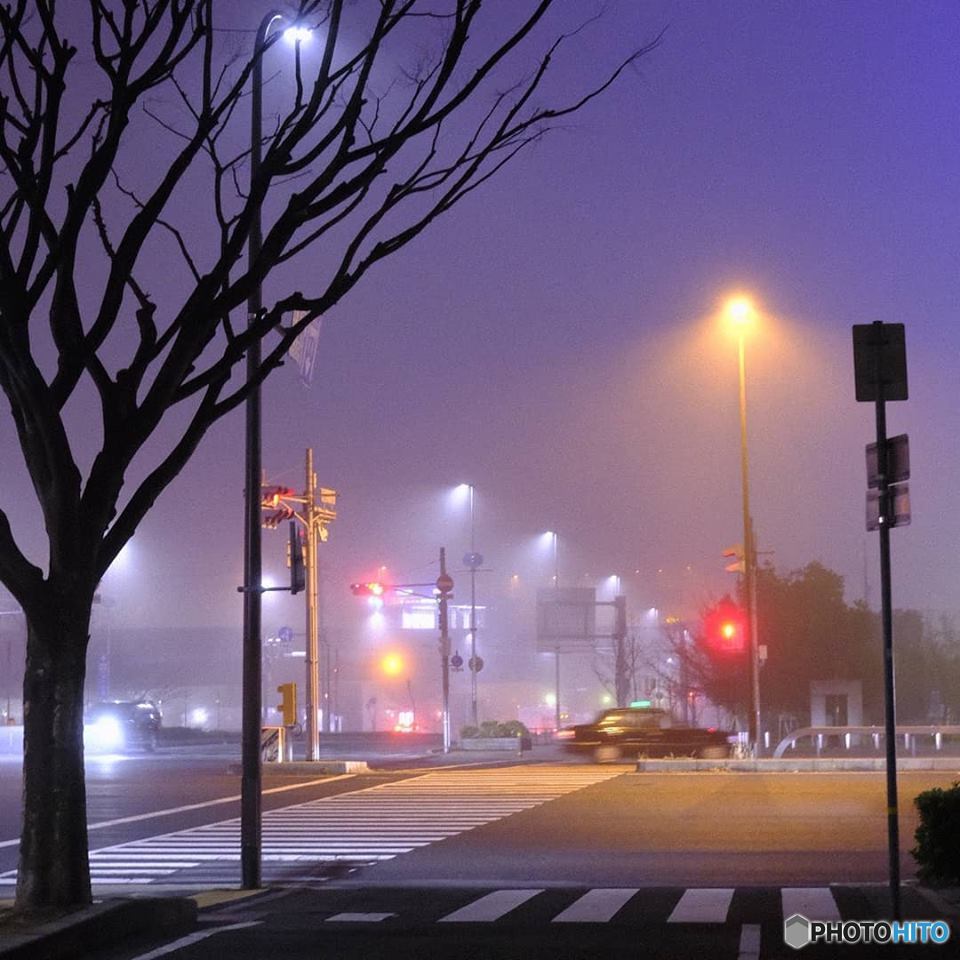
0,0,656,911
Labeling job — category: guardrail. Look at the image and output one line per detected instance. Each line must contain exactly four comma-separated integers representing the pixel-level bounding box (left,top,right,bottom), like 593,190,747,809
772,725,960,759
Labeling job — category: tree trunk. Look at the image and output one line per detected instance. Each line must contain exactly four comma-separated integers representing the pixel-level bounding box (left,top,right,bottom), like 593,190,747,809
15,594,92,911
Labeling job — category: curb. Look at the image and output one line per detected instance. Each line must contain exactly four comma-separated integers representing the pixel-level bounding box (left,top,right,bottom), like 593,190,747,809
229,760,370,775
634,758,960,773
0,897,197,960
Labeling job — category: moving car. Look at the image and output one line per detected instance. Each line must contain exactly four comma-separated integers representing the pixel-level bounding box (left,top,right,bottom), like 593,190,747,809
556,704,735,762
84,700,162,753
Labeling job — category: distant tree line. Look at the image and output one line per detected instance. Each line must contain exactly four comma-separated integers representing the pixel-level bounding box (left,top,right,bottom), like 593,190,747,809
685,561,960,729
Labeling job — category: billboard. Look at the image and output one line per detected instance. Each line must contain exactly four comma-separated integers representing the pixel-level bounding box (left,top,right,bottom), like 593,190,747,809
536,587,598,653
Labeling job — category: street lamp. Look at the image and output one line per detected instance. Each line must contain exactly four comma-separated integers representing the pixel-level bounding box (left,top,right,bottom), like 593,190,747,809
543,530,560,732
454,483,483,727
241,10,309,892
723,294,762,754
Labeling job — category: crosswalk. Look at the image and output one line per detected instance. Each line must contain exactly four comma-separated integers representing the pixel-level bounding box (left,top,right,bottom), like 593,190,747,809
0,765,625,887
222,884,904,928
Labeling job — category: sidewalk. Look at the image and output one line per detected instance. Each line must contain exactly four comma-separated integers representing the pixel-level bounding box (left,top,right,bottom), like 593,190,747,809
0,894,199,960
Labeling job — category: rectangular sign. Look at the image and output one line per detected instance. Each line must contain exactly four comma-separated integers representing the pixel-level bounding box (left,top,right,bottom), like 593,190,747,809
536,587,597,653
866,483,911,531
866,434,910,488
852,323,908,402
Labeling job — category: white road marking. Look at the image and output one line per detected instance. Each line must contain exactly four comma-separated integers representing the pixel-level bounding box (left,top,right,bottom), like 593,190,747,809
552,888,638,923
781,887,840,921
1,766,623,885
0,774,356,849
438,889,544,922
126,920,261,959
326,912,395,922
667,888,734,923
738,923,762,960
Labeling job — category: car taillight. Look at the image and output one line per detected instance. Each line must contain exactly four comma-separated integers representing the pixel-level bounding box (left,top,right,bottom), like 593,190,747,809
555,729,575,740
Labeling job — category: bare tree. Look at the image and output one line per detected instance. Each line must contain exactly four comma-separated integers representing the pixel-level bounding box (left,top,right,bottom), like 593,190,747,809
0,0,657,910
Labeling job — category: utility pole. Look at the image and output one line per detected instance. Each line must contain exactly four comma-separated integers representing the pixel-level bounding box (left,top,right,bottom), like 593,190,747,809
302,448,337,761
437,549,454,753
304,449,320,760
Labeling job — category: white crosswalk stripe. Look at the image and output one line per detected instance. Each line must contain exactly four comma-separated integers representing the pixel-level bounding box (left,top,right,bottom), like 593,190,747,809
0,766,623,886
552,888,638,923
438,889,543,922
667,887,735,923
781,887,841,921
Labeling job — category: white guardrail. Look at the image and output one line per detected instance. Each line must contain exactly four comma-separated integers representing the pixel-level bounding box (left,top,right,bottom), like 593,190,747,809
772,725,960,759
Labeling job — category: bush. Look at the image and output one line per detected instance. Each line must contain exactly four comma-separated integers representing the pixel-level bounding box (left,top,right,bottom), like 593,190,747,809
912,781,960,886
460,720,531,739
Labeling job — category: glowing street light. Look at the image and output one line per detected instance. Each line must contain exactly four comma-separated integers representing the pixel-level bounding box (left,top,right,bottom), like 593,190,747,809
722,292,762,754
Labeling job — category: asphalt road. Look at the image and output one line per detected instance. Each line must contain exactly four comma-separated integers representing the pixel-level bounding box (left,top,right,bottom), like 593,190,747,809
5,754,958,960
3,751,958,886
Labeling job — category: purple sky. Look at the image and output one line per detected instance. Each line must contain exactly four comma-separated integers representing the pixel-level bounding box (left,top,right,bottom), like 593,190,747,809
3,0,959,638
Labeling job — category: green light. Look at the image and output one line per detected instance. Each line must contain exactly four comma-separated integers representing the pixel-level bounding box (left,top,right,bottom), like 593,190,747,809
630,699,652,708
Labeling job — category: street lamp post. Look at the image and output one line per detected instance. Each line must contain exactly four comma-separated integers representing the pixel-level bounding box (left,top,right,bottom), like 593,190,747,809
242,10,307,890
551,531,560,733
467,485,479,726
726,297,762,754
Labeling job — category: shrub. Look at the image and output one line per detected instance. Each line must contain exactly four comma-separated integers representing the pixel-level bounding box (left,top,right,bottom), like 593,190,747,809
912,781,960,887
460,720,531,739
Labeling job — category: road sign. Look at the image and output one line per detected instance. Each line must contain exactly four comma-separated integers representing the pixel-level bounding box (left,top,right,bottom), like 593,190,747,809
436,572,454,594
866,483,911,531
852,323,908,402
866,434,909,488
463,552,484,569
278,626,294,644
468,656,484,673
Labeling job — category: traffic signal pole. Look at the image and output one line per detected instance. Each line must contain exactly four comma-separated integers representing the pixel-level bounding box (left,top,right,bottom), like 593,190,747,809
438,548,452,753
305,448,320,761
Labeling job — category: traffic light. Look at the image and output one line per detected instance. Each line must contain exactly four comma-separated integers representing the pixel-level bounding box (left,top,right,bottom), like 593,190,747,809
277,682,297,726
288,521,305,595
350,582,385,596
704,602,746,654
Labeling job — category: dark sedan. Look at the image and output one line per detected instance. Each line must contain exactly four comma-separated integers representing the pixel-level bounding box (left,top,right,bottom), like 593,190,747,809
556,705,735,762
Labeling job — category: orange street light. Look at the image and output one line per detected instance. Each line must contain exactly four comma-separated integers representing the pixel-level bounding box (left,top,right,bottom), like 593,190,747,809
380,653,405,677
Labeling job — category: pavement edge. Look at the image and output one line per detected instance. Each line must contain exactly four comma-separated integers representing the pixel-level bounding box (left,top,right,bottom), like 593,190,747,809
0,896,197,960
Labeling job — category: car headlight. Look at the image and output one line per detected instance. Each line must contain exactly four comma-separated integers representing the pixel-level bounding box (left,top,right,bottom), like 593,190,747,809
85,716,124,751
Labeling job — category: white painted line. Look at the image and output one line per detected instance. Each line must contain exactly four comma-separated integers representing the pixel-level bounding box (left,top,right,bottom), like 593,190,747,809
667,888,734,923
781,888,840,921
438,889,543,922
326,912,395,922
0,774,356,848
128,921,261,960
738,923,762,960
552,888,638,923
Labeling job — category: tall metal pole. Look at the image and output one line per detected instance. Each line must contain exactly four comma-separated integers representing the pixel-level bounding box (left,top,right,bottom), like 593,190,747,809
876,390,902,920
737,332,761,754
305,448,320,760
439,548,451,753
241,11,280,890
469,486,478,726
553,533,561,733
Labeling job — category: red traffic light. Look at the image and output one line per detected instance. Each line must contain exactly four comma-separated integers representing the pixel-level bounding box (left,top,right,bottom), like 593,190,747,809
703,603,746,654
350,582,385,597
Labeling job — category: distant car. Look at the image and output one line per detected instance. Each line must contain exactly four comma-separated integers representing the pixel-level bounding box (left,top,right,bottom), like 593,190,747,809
556,706,735,762
85,700,162,753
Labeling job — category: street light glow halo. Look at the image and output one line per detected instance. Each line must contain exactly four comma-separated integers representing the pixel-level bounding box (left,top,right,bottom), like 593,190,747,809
283,25,312,44
723,294,758,332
